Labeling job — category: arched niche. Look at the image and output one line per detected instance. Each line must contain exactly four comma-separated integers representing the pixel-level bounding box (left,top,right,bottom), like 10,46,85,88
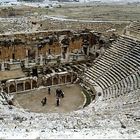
72,73,77,82
66,75,71,83
25,81,31,90
17,83,24,92
9,84,16,93
32,80,37,89
3,87,8,93
61,75,65,83
53,77,58,85
46,78,52,86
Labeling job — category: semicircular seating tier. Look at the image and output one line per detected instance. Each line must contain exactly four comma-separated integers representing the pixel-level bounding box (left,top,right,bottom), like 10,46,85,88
83,35,140,110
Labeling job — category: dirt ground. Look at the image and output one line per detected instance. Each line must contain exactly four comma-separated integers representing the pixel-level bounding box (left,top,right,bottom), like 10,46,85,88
0,3,140,34
14,84,85,113
1,3,139,21
46,4,140,21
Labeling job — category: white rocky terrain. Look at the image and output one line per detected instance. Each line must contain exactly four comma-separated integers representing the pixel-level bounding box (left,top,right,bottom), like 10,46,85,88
0,90,140,139
0,1,140,139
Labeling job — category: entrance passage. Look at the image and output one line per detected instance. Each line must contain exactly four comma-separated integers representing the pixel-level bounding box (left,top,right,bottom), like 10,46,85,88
15,84,85,113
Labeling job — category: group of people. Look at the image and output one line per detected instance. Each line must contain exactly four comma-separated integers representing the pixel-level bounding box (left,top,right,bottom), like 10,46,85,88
55,88,64,106
41,87,64,107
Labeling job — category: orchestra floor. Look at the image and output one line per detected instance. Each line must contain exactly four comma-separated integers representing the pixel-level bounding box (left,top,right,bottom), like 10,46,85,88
14,84,85,113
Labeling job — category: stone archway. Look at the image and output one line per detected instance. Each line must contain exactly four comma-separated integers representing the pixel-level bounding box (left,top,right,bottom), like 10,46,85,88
17,83,24,92
25,82,31,90
61,75,65,83
53,77,58,85
67,75,71,83
32,80,37,89
72,73,77,82
3,87,8,93
9,84,16,93
46,78,52,86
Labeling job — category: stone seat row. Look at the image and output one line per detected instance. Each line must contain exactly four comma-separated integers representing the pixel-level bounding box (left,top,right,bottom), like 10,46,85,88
84,35,140,102
86,61,138,88
87,58,140,89
86,36,140,79
96,70,140,98
102,88,140,111
89,37,138,76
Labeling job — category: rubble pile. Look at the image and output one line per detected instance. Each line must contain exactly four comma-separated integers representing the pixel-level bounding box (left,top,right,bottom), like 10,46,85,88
0,91,140,139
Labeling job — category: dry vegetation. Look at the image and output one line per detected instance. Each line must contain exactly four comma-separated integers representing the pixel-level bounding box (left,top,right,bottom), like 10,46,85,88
1,3,140,21
46,3,140,21
0,3,140,34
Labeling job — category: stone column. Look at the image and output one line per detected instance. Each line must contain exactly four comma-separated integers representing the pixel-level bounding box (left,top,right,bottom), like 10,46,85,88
52,77,53,85
58,75,60,84
31,80,33,89
15,82,17,92
26,49,28,57
71,73,73,83
25,49,29,67
23,81,25,91
0,84,3,92
1,62,5,71
65,46,69,61
7,86,10,94
35,48,38,64
65,75,67,83
61,44,63,60
25,57,28,67
40,54,43,66
10,59,13,63
87,45,90,56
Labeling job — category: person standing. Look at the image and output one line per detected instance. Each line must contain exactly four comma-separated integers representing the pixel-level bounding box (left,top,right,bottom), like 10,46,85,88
48,87,51,95
41,97,47,106
56,97,60,106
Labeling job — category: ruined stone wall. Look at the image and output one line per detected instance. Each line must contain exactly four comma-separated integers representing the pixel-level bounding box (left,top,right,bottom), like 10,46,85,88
40,19,127,34
0,30,87,61
0,44,26,61
123,21,140,39
125,29,140,40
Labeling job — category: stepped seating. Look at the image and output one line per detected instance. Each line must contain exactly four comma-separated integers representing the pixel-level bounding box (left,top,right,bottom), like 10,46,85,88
83,35,140,109
77,64,87,71
128,22,140,33
101,88,140,111
126,114,140,122
86,40,138,81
